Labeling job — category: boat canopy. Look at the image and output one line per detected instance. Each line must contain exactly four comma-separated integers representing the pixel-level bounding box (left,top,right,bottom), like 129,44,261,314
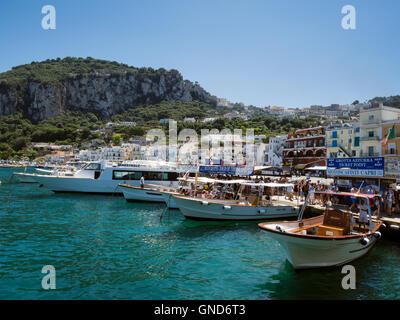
304,166,327,171
315,191,378,199
242,182,294,188
178,177,293,188
178,177,247,184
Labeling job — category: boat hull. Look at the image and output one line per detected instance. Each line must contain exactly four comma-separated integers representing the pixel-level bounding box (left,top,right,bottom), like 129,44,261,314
12,172,37,183
120,185,179,209
31,174,178,194
259,220,380,269
173,196,299,221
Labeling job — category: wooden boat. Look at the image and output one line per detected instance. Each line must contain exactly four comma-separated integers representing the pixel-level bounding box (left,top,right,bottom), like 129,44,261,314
119,183,179,209
258,191,383,269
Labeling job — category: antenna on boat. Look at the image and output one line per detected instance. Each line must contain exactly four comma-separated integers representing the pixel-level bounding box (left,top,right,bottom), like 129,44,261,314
298,194,309,221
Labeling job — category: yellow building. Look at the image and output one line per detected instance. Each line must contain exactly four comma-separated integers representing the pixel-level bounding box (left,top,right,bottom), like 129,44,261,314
326,123,359,158
359,104,400,157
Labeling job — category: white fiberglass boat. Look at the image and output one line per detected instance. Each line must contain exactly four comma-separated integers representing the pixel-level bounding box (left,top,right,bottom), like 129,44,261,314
173,180,301,220
258,191,383,269
28,160,193,194
119,183,179,209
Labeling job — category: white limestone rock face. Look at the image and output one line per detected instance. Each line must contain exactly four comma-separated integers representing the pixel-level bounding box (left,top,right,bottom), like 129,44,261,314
0,71,217,121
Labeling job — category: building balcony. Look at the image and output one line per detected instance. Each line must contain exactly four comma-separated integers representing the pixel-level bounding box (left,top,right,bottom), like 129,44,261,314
359,152,381,157
360,136,381,141
360,120,380,125
286,134,325,141
283,145,326,150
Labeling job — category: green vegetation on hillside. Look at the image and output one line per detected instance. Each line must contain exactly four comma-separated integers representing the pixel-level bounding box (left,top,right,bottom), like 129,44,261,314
369,95,400,108
0,57,182,87
0,100,320,159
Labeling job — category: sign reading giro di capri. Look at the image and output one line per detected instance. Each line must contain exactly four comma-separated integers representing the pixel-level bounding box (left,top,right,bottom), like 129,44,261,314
327,157,384,177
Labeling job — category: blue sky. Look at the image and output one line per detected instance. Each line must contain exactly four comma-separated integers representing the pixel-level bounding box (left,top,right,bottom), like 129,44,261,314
0,0,399,108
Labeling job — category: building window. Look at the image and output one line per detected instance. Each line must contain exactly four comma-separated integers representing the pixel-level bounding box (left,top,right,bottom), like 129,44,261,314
352,150,356,156
354,137,360,147
368,131,374,137
332,131,338,138
388,143,396,155
368,146,374,156
369,115,374,120
332,140,338,147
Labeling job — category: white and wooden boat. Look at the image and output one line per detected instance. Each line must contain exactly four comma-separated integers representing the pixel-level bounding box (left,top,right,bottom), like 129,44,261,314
173,181,301,220
258,191,383,269
119,183,179,209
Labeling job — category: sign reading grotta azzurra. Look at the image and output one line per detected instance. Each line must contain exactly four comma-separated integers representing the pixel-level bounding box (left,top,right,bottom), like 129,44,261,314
199,165,254,176
327,157,384,177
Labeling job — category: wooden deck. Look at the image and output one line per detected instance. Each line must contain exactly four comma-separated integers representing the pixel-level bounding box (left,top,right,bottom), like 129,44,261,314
307,203,400,235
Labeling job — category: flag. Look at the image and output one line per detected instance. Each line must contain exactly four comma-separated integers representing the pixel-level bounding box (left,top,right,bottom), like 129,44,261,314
184,171,190,180
382,124,396,146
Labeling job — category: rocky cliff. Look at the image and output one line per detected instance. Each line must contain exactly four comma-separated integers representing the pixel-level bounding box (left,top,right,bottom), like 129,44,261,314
0,58,217,121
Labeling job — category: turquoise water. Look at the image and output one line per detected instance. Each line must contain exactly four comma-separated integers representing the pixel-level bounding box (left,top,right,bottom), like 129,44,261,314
1,167,400,300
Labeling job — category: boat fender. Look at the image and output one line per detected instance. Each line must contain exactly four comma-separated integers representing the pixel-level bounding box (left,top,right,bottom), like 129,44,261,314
373,232,381,239
276,225,283,232
223,205,231,210
201,201,208,206
381,223,386,229
360,237,370,246
258,209,266,214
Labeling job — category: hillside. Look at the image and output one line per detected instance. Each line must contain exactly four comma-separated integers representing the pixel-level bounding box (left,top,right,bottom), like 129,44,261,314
369,95,400,108
0,57,217,121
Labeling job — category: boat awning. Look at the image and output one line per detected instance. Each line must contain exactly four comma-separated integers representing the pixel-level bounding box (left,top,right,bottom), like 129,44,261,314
293,164,308,169
242,182,294,188
305,166,327,171
315,191,378,199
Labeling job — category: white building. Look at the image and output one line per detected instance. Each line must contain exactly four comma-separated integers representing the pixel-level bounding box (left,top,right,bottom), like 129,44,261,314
183,118,196,123
265,135,287,167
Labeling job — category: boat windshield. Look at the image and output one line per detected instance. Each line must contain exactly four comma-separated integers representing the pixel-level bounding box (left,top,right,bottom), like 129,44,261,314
82,163,101,170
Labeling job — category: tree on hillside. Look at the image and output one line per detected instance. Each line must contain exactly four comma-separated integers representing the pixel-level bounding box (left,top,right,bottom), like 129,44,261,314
112,134,122,146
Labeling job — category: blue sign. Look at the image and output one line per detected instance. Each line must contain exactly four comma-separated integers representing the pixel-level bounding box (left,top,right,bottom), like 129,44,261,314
199,165,254,176
327,157,384,177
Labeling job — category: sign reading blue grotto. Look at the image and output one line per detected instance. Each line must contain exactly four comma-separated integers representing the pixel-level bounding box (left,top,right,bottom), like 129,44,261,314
327,157,384,177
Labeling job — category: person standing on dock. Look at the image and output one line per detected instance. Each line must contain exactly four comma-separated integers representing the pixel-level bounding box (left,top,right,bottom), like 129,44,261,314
366,185,375,195
385,187,394,217
140,175,145,189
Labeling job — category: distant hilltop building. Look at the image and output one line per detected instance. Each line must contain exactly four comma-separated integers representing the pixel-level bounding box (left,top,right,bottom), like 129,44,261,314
106,121,137,128
216,98,233,108
183,117,196,123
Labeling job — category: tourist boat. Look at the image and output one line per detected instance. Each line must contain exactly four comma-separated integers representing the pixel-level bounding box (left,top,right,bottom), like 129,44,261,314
118,177,218,208
12,163,80,183
258,191,383,269
119,183,180,209
27,160,194,194
173,180,301,220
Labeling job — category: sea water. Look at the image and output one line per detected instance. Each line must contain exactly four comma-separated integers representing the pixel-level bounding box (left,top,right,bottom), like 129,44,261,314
1,168,400,300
